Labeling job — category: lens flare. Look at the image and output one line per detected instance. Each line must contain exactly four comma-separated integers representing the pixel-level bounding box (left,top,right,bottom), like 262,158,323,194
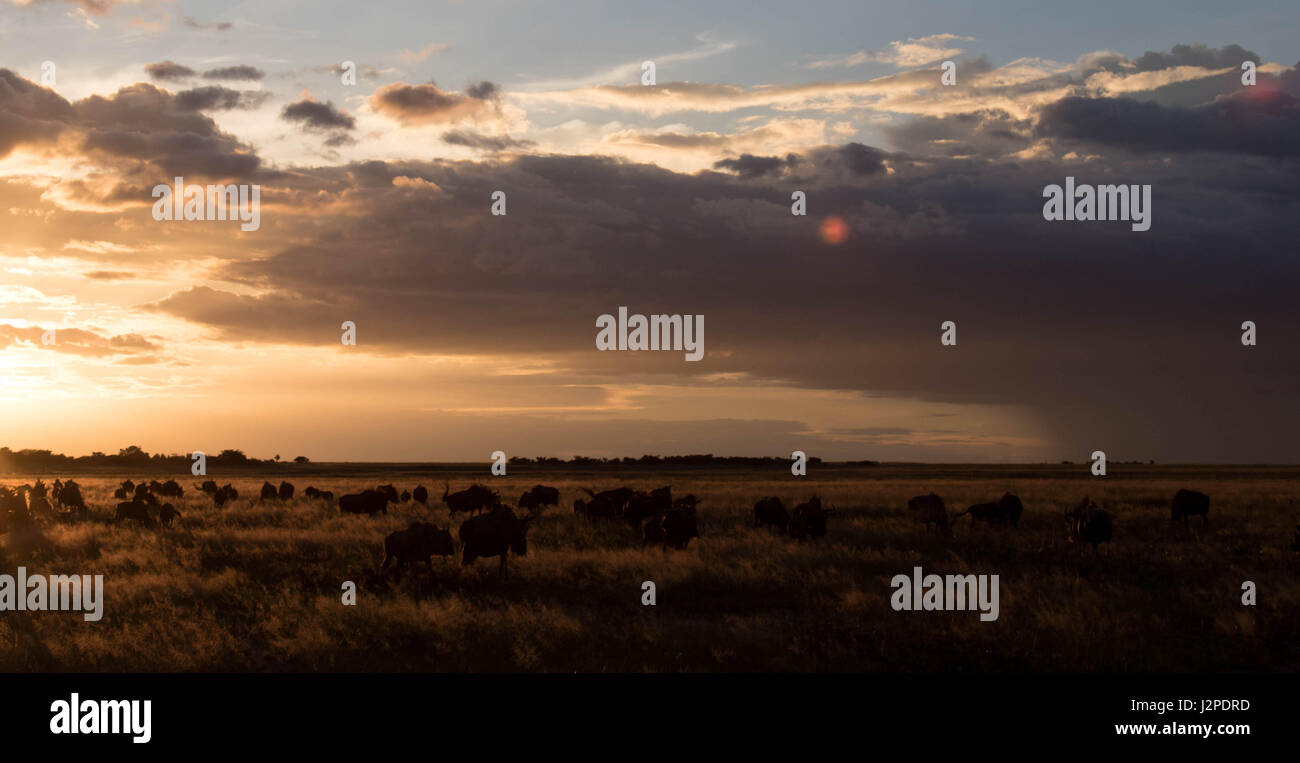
819,216,849,245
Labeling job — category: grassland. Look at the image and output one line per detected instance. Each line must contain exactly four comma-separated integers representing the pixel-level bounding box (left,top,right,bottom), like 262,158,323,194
1,465,1297,672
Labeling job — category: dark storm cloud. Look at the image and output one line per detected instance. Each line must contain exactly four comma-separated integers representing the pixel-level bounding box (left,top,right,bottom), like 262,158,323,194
0,71,261,182
201,66,266,82
145,61,197,82
441,129,534,152
369,80,500,124
1038,90,1300,156
281,98,356,130
1134,43,1261,72
174,86,270,112
712,153,799,178
884,110,1033,157
144,130,1300,461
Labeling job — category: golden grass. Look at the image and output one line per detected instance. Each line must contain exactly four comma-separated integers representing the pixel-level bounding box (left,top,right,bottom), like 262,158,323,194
1,467,1297,672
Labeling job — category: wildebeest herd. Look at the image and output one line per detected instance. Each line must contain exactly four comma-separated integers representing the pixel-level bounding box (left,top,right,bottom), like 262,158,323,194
0,476,1288,585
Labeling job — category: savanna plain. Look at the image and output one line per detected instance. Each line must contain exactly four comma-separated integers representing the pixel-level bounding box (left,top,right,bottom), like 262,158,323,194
1,465,1296,672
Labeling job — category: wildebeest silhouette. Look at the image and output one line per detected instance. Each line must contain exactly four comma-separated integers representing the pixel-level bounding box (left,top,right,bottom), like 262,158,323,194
518,484,560,513
1066,496,1112,553
954,492,1023,528
304,486,335,502
400,490,411,503
157,479,184,498
459,506,535,579
642,515,667,547
413,485,429,505
377,484,400,504
260,481,278,501
442,482,499,516
788,497,833,542
908,493,951,535
381,521,455,581
339,489,393,515
753,497,789,533
624,486,672,525
1170,489,1209,526
663,504,699,550
278,481,295,501
159,503,180,527
58,481,87,516
573,495,619,520
580,487,637,516
212,484,238,507
116,500,155,528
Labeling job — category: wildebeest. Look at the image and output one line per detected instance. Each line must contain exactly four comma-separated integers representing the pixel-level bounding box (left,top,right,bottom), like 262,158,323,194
788,496,833,542
212,484,238,507
339,489,394,516
197,480,218,495
1170,489,1209,526
278,481,295,501
580,487,637,518
518,484,561,513
662,504,699,550
573,495,620,520
642,515,667,547
114,480,135,500
304,486,335,502
908,493,951,535
159,503,180,527
1066,496,1113,553
413,485,429,505
954,493,1024,528
58,481,87,516
753,497,789,533
116,500,155,528
157,479,184,498
260,481,278,501
381,521,455,581
400,490,411,503
624,486,672,525
442,482,499,516
459,506,535,579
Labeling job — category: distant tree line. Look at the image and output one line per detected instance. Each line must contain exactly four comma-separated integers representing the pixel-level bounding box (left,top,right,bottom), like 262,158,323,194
0,446,301,473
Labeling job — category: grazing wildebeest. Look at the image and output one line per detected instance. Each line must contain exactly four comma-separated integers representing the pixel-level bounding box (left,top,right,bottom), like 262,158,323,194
662,505,699,550
59,481,87,515
518,484,560,513
197,480,218,496
1066,497,1113,554
51,479,63,510
413,485,429,505
376,484,400,504
753,497,789,533
381,521,455,581
400,490,411,503
642,515,667,548
459,506,535,579
1170,489,1209,526
158,479,184,498
278,481,295,501
954,493,1023,528
624,487,672,525
788,497,833,542
260,481,278,501
573,495,620,520
116,500,155,527
159,503,180,527
580,487,637,517
213,484,238,507
304,486,335,502
908,493,951,535
442,482,498,516
339,489,393,516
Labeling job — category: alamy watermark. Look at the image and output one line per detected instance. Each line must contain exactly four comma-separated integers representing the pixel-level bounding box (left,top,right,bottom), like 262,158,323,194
890,566,999,621
152,176,261,231
1042,176,1151,232
0,567,104,621
595,307,704,361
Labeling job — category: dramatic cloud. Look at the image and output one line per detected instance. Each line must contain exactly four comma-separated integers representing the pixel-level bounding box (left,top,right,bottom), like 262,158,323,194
281,97,356,130
202,65,266,81
145,61,197,82
369,81,502,125
441,129,535,152
174,86,270,112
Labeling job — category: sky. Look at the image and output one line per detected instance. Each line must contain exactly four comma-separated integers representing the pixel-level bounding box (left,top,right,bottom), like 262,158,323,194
0,0,1297,462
